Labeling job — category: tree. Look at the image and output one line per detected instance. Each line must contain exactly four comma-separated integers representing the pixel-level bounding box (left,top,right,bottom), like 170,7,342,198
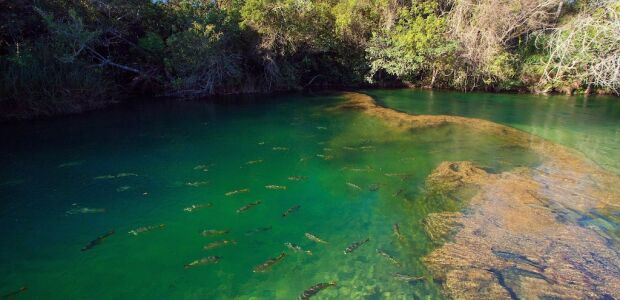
365,0,454,86
541,1,620,94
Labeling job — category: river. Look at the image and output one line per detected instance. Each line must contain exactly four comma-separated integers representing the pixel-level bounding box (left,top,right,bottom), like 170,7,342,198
1,90,618,299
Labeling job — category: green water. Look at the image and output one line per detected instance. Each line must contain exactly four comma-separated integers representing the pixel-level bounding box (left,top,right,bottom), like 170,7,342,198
0,90,615,299
365,89,620,173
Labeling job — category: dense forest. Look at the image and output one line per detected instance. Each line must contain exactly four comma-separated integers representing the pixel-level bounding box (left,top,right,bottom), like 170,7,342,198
1,0,619,118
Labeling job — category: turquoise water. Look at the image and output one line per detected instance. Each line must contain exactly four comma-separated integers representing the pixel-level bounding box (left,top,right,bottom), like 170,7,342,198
0,90,616,299
365,89,620,173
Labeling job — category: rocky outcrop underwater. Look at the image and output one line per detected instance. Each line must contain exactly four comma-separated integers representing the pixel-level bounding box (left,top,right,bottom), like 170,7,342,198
337,92,620,299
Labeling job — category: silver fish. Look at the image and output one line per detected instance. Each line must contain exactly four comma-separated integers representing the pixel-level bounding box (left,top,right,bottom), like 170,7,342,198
204,239,236,250
265,185,287,190
185,181,208,187
201,229,229,237
116,186,132,192
66,207,106,215
245,226,272,236
393,273,423,282
344,238,369,254
305,232,328,244
183,203,212,212
282,205,301,217
193,164,210,171
298,282,336,300
253,252,287,272
128,224,165,236
94,173,137,180
184,256,221,269
225,188,250,196
346,182,362,190
284,242,313,255
58,160,84,168
81,230,115,251
377,249,401,266
237,201,262,213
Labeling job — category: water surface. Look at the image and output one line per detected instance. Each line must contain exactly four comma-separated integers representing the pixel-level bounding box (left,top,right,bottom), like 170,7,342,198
0,90,617,299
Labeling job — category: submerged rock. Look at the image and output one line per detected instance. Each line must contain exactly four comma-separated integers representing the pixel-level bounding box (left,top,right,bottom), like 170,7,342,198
337,93,620,299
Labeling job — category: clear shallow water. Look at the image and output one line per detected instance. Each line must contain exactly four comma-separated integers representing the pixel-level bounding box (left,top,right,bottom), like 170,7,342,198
0,90,615,299
365,89,620,173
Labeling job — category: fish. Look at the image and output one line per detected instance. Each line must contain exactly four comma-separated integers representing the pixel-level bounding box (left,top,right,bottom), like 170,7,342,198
316,154,333,160
58,160,84,168
258,141,265,145
2,287,27,299
225,188,250,196
237,201,262,213
284,242,312,255
368,183,380,191
245,226,272,236
253,252,287,272
183,203,212,212
272,147,289,151
298,282,337,300
359,146,375,150
393,273,423,282
376,249,401,266
116,186,132,192
392,223,404,241
204,239,236,250
343,146,358,150
393,189,405,197
316,126,328,130
305,232,328,244
94,173,138,180
66,207,106,215
81,230,115,251
193,164,210,171
245,159,263,165
184,256,221,269
201,229,229,237
282,205,301,217
116,173,138,178
287,176,307,181
185,181,208,187
128,224,165,236
344,238,370,254
346,182,362,190
265,185,287,190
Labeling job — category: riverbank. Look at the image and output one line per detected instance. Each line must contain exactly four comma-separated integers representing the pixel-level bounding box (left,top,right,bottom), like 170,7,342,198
3,84,618,122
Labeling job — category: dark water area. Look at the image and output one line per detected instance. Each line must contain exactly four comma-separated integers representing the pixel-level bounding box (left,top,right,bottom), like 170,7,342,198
0,90,617,299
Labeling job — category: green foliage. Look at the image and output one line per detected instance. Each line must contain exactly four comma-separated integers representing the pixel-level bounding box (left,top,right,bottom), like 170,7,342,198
366,0,454,84
1,0,617,119
163,2,244,95
139,32,165,54
0,41,116,119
